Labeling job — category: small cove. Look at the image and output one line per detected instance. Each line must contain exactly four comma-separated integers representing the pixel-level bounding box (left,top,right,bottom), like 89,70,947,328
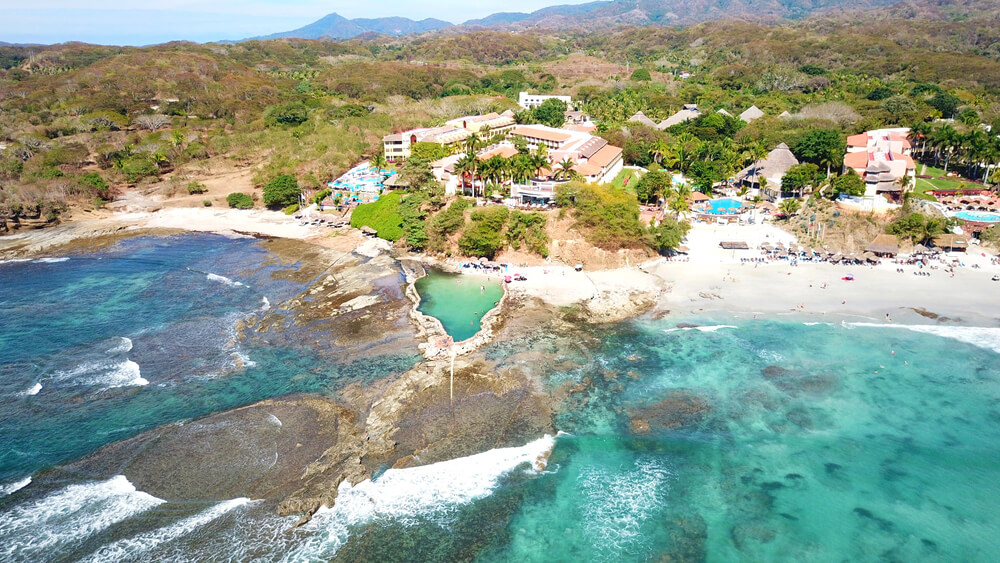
415,269,503,342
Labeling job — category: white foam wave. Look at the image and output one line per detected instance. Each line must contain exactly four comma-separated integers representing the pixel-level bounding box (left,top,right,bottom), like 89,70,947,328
207,273,244,288
55,358,148,388
285,435,557,561
20,383,42,396
664,324,737,333
107,336,133,354
0,476,164,560
261,296,271,310
578,455,671,558
0,477,31,497
81,498,251,562
846,323,1000,355
36,257,69,263
802,322,832,326
267,414,283,427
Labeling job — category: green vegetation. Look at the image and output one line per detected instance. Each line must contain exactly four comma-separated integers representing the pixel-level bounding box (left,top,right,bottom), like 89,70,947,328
350,192,403,241
518,98,568,128
458,206,510,259
186,181,207,195
431,197,471,237
630,68,652,82
226,192,254,209
886,211,947,244
262,175,301,208
283,203,299,215
830,170,865,198
79,173,111,201
203,199,212,207
505,211,549,257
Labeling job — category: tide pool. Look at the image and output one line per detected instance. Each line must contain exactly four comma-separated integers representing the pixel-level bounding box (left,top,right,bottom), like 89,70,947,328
415,269,503,342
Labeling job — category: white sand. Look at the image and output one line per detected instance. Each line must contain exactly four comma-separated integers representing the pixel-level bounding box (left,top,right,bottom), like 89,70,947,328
483,221,1000,326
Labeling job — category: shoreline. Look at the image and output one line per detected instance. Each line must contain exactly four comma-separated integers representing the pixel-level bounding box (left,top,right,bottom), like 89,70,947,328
3,208,999,329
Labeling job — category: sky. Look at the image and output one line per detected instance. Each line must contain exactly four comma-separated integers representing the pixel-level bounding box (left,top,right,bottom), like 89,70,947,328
0,0,594,45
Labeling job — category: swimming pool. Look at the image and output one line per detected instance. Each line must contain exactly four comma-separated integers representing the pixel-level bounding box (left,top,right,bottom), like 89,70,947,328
415,270,503,342
954,211,1000,223
705,198,744,215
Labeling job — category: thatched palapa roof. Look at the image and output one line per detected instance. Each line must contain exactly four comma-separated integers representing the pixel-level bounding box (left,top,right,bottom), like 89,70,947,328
627,111,658,128
735,143,799,186
865,233,899,256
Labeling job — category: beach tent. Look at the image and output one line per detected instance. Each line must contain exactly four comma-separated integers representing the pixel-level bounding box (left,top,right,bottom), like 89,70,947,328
933,234,968,252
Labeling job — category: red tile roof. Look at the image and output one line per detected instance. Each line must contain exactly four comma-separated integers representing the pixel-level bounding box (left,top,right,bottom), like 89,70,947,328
587,145,623,168
844,151,870,169
847,133,868,147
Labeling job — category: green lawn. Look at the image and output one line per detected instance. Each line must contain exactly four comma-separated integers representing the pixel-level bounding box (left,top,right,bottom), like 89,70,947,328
609,168,643,194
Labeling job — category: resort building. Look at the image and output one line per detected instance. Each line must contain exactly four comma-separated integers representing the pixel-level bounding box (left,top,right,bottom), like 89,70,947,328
382,112,516,162
444,112,516,135
658,104,701,129
739,105,765,123
734,143,800,202
518,92,573,110
628,111,659,128
843,128,916,202
431,123,624,202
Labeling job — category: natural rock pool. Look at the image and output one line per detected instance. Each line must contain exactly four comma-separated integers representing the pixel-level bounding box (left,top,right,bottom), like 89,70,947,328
415,269,503,342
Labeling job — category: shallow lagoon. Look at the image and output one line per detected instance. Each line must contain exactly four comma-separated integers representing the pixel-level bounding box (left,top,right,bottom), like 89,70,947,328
415,269,503,342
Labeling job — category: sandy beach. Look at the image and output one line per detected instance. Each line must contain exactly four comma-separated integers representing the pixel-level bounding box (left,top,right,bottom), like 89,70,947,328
4,207,1000,328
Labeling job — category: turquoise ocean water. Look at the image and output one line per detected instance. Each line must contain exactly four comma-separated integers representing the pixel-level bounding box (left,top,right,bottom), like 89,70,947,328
2,235,999,561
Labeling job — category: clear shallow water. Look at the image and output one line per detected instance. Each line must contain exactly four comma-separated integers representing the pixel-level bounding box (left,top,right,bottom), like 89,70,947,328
3,239,1000,562
415,270,503,342
0,234,417,484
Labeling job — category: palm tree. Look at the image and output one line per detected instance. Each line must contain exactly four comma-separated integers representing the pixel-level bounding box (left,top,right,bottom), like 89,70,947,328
454,152,477,195
554,158,576,180
651,138,671,166
463,133,483,155
371,152,388,173
897,174,912,194
779,198,801,218
668,193,690,219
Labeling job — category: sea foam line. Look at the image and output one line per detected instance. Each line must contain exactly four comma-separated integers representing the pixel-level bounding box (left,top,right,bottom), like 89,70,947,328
0,477,31,498
207,273,244,288
0,476,164,560
80,498,251,562
284,434,558,561
846,323,1000,355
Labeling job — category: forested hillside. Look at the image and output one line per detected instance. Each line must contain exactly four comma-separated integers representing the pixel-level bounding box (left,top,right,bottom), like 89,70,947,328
1,11,998,232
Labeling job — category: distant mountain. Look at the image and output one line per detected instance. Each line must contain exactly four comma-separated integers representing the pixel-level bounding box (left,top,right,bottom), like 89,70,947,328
252,0,951,42
250,13,452,41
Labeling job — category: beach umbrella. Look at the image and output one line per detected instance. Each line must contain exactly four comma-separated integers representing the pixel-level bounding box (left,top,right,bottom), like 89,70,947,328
478,256,488,263
913,244,928,253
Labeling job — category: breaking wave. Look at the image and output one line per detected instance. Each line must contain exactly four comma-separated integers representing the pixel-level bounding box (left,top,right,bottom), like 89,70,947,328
846,323,1000,355
80,498,251,562
0,476,164,560
206,273,244,288
0,477,31,498
284,434,558,561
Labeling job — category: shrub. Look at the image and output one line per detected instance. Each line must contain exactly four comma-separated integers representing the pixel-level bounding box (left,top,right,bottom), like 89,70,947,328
266,102,309,126
203,199,212,207
556,182,646,250
121,157,158,182
226,192,254,209
431,197,470,236
458,206,509,259
80,172,111,200
312,188,332,205
262,175,301,208
186,181,208,194
630,68,652,81
283,203,299,215
350,191,403,241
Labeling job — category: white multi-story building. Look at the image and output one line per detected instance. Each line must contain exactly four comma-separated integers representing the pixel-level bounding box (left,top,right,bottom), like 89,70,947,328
518,92,573,110
382,112,517,162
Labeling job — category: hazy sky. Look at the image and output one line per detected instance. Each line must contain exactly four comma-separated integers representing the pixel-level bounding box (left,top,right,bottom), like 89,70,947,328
0,0,593,45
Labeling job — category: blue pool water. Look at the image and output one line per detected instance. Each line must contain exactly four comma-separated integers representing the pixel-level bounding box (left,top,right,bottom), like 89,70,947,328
706,198,744,214
954,211,1000,223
